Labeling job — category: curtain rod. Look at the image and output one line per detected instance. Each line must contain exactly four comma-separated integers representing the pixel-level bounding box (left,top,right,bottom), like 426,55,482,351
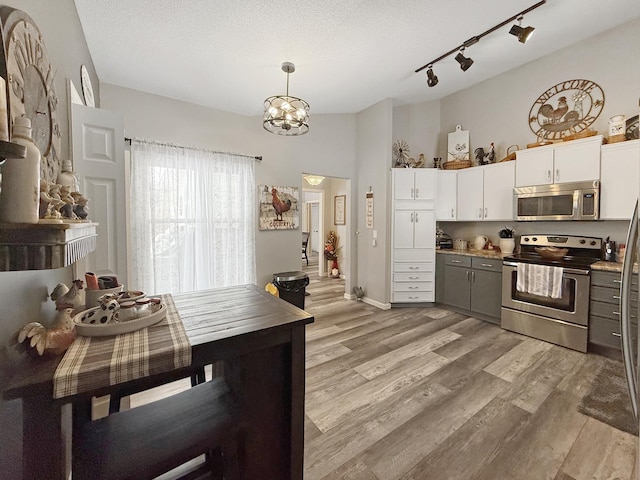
124,137,262,161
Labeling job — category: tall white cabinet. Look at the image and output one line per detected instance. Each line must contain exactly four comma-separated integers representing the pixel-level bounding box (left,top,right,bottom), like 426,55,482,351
391,169,436,303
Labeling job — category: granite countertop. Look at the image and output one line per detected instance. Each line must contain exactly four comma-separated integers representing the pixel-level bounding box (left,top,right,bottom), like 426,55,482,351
438,251,628,272
436,249,508,260
591,261,623,272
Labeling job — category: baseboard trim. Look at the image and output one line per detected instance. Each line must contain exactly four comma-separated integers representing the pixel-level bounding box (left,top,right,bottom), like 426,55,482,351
362,297,391,310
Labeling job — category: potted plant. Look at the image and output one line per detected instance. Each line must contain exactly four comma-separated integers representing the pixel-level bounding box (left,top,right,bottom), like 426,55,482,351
498,227,515,254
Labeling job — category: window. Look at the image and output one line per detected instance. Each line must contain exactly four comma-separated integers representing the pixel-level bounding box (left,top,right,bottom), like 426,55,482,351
129,139,256,294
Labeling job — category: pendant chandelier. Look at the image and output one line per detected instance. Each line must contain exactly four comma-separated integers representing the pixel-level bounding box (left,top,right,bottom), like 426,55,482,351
263,62,310,136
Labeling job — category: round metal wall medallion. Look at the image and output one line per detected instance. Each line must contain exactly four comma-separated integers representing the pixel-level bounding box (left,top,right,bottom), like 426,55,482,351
528,79,605,141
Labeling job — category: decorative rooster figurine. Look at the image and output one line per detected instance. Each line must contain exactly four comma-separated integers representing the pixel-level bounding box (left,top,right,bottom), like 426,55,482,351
51,279,85,312
17,279,86,356
18,308,76,356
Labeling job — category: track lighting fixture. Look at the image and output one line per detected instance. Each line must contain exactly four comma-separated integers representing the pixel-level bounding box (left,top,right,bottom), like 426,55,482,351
455,48,473,71
414,0,545,85
426,65,438,87
509,16,535,43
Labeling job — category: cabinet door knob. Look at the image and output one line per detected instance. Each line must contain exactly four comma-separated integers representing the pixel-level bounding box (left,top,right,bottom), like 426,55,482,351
555,169,559,182
410,187,414,198
613,295,621,300
415,212,418,222
547,169,551,182
451,208,454,218
484,207,487,218
612,332,622,338
471,271,476,282
415,188,419,198
481,263,493,267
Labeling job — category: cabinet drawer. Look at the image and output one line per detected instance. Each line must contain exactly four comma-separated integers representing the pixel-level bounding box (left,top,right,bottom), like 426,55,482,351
393,262,433,273
471,257,502,272
591,270,637,290
590,285,622,304
591,271,622,288
394,272,433,282
590,300,621,320
392,291,434,302
394,249,434,263
589,315,621,349
443,255,471,268
393,281,433,292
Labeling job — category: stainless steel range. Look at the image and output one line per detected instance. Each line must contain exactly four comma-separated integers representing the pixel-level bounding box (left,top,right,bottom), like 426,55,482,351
501,234,603,352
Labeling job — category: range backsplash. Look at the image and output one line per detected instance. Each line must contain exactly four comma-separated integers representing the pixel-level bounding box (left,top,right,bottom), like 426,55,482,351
437,220,630,251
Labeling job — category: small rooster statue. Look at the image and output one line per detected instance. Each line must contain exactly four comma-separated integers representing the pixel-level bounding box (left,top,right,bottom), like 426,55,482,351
18,308,76,356
51,279,85,311
17,279,86,356
271,188,292,221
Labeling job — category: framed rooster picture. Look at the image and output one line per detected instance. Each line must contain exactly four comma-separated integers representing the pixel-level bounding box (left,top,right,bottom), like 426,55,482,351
259,185,299,230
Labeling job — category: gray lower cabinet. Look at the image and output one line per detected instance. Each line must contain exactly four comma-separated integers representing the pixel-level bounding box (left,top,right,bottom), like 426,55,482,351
589,270,637,350
439,254,502,323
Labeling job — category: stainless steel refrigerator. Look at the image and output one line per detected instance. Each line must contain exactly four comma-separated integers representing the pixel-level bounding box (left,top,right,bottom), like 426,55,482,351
621,200,640,473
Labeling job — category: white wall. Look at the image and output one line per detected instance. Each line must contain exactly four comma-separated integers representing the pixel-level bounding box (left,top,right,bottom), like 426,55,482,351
393,100,442,168
100,85,358,290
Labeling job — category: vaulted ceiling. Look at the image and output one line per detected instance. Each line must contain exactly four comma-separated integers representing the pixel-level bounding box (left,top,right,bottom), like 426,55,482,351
74,0,640,115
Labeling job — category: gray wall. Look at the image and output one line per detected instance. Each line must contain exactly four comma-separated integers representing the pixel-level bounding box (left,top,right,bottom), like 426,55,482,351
356,99,393,305
438,17,640,163
100,85,359,293
0,1,99,477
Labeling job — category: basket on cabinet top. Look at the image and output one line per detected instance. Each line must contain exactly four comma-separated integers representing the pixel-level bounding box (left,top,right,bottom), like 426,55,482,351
442,160,471,170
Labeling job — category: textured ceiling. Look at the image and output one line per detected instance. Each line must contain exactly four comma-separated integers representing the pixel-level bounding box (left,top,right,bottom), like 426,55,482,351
73,0,640,115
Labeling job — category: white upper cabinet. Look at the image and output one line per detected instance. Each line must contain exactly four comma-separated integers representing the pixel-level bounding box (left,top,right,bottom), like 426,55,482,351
456,168,484,221
456,162,515,221
483,162,516,221
515,136,602,187
393,168,436,205
435,170,457,220
600,140,640,220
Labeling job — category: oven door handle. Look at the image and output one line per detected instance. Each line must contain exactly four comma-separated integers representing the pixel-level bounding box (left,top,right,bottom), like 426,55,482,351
502,261,589,276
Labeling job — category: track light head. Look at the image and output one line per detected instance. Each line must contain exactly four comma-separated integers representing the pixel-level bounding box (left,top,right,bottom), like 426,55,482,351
509,16,535,43
455,50,474,71
426,66,438,87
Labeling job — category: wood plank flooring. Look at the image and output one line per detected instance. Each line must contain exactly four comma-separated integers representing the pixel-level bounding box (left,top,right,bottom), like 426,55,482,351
302,254,637,480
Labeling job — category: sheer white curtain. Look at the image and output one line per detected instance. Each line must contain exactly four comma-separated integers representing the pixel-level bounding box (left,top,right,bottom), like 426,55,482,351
129,139,256,295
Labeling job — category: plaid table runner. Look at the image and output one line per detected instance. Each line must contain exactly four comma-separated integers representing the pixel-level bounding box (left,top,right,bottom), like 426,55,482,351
53,294,192,399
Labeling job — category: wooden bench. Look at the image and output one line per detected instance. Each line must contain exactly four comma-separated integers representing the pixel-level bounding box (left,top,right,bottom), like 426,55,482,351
73,378,243,480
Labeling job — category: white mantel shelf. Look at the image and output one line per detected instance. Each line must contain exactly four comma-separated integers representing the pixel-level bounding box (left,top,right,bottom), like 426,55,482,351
0,222,98,271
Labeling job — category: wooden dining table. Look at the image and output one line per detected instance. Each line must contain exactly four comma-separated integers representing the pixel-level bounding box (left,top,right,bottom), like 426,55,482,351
3,284,314,480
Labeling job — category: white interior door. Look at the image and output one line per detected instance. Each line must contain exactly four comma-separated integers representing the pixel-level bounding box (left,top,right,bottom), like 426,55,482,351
311,203,320,253
71,104,127,286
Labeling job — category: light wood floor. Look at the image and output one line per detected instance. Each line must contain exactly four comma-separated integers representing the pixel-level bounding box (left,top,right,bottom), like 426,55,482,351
302,253,638,480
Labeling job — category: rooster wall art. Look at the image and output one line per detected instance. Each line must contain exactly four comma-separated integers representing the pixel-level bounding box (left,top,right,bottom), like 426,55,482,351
259,185,299,230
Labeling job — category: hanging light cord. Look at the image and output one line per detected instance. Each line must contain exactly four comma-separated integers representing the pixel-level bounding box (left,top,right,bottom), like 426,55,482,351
414,0,545,74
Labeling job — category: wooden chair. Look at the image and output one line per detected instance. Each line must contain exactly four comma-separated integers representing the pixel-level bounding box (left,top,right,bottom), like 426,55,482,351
302,231,310,265
73,378,244,480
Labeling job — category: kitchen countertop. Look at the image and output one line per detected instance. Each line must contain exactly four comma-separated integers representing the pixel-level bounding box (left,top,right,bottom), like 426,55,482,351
439,251,627,273
436,249,508,260
591,261,626,273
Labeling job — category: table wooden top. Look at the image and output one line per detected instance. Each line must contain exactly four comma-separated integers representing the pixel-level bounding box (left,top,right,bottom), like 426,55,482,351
3,284,314,400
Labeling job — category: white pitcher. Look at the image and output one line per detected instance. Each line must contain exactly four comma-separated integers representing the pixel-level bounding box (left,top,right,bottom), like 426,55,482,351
473,235,488,250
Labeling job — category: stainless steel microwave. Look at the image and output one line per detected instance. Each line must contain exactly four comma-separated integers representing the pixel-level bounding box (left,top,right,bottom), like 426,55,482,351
513,180,600,221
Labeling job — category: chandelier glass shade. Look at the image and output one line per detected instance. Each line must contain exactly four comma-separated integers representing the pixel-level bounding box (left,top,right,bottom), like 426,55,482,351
263,62,310,136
